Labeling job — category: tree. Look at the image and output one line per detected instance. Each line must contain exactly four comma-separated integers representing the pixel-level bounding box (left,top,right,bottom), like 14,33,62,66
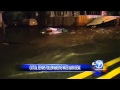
3,11,25,23
36,11,47,26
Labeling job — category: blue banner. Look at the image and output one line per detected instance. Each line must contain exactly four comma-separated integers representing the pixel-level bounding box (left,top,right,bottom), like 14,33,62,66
20,64,93,72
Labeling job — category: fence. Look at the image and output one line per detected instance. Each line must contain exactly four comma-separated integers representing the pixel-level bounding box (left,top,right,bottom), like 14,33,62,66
45,15,120,27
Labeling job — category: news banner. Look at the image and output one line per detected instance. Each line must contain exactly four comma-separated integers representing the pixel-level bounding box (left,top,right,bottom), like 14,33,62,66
20,60,104,76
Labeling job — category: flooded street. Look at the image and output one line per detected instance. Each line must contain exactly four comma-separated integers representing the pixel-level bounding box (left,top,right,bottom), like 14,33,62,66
0,26,120,79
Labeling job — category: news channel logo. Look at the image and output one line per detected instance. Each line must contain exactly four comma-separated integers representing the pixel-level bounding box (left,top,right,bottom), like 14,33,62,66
92,60,104,71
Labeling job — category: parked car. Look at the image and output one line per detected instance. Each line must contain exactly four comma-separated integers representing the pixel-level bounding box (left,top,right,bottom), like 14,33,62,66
40,27,68,35
6,18,38,27
22,18,38,26
86,16,117,28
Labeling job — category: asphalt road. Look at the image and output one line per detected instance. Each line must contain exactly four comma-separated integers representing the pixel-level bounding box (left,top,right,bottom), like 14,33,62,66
0,26,120,79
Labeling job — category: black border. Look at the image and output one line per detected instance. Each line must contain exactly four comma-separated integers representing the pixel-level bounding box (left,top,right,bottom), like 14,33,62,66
1,79,119,87
0,0,119,10
0,0,119,88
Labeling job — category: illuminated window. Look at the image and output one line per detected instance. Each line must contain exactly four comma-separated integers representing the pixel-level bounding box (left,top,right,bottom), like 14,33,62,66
101,11,107,16
61,11,64,16
63,11,67,16
50,11,55,17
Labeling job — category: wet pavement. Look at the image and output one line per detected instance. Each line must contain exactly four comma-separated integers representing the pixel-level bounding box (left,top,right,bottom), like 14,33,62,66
0,26,120,79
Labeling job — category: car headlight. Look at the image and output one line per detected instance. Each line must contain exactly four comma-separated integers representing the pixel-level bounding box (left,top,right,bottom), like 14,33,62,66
41,32,45,34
